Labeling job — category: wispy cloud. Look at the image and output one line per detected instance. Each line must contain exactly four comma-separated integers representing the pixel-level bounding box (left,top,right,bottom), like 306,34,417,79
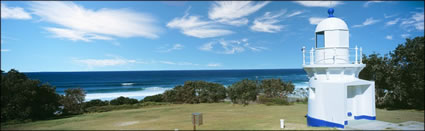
207,63,221,67
158,61,199,66
286,10,304,18
1,3,32,19
208,1,270,26
385,35,393,40
352,17,380,28
251,10,286,33
363,1,386,8
294,1,343,8
384,13,398,19
29,1,161,42
1,49,10,52
200,38,266,54
386,18,400,26
400,11,424,31
73,55,136,69
309,17,326,25
400,34,410,38
45,27,113,42
167,8,233,38
158,44,184,53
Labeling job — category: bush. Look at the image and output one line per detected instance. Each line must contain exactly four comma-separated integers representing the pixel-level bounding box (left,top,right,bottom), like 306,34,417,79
260,79,294,98
60,88,86,115
110,96,138,105
85,102,169,113
162,81,226,104
1,69,61,122
84,99,109,108
142,94,164,102
227,79,258,105
258,95,292,106
360,36,424,109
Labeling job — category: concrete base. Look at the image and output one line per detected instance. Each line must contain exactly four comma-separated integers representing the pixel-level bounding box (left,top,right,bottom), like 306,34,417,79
343,120,424,130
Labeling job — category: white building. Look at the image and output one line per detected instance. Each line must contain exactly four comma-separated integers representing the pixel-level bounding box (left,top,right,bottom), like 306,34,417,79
302,8,376,128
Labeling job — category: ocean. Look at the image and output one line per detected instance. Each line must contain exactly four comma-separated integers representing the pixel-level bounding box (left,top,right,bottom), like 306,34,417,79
24,69,309,101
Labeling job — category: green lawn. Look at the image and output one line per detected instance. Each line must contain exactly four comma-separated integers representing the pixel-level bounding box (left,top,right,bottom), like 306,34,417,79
1,103,423,130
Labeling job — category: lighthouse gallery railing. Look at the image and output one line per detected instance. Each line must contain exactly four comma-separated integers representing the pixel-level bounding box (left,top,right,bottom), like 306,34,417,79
302,46,363,65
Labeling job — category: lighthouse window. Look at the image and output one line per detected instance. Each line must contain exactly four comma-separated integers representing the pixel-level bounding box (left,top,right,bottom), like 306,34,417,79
316,32,324,48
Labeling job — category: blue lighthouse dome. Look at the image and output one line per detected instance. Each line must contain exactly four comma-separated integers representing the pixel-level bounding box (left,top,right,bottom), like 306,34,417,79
328,8,334,17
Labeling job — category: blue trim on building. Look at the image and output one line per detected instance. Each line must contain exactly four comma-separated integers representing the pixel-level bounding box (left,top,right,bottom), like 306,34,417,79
344,121,348,125
347,112,352,116
354,115,376,120
307,115,344,128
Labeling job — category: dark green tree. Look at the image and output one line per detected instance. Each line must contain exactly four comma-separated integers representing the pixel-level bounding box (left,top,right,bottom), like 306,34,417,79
110,96,138,105
360,36,424,109
227,79,258,105
161,81,226,104
84,99,109,108
1,69,61,122
260,79,294,98
60,88,86,115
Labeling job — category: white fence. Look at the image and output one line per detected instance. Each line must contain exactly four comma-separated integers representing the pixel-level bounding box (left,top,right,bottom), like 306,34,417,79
302,46,363,65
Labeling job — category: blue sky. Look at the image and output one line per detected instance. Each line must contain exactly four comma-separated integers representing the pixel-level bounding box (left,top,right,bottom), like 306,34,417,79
1,1,424,72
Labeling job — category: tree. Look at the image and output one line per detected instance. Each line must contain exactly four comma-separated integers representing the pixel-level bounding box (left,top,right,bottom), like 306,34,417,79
142,94,164,102
161,81,226,104
84,99,109,108
260,79,294,98
1,69,61,122
60,88,86,115
360,36,424,109
110,96,138,105
227,79,258,105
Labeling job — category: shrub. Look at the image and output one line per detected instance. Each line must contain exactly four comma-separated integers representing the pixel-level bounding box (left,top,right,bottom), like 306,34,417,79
1,69,61,122
258,95,292,106
162,81,226,104
360,36,424,109
227,79,258,105
260,79,294,98
110,96,138,105
84,99,109,108
142,94,164,102
60,88,86,115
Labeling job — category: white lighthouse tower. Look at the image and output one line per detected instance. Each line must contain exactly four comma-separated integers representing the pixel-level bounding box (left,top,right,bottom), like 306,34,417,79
302,8,376,128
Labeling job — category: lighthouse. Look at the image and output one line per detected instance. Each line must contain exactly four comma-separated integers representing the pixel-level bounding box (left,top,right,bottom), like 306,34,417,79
302,8,376,128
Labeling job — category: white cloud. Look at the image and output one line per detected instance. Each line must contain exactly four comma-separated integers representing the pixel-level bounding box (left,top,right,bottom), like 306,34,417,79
45,27,113,42
1,49,10,52
167,9,233,38
207,63,221,67
309,17,326,25
294,1,343,8
208,1,270,26
352,17,380,28
385,35,393,40
400,12,424,31
29,1,161,42
158,61,199,66
200,38,266,54
286,10,304,18
386,18,400,26
159,44,184,52
73,56,136,69
363,1,386,7
1,3,32,19
251,11,286,33
401,34,410,38
384,13,398,19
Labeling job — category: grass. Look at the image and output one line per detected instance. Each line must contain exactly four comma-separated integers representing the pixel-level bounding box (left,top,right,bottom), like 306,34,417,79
1,103,423,130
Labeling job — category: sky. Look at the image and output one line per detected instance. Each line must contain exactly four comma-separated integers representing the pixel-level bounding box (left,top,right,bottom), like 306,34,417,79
1,1,424,72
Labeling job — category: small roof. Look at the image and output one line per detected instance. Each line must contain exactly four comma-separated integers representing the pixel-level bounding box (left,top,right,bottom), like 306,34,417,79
315,17,348,33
